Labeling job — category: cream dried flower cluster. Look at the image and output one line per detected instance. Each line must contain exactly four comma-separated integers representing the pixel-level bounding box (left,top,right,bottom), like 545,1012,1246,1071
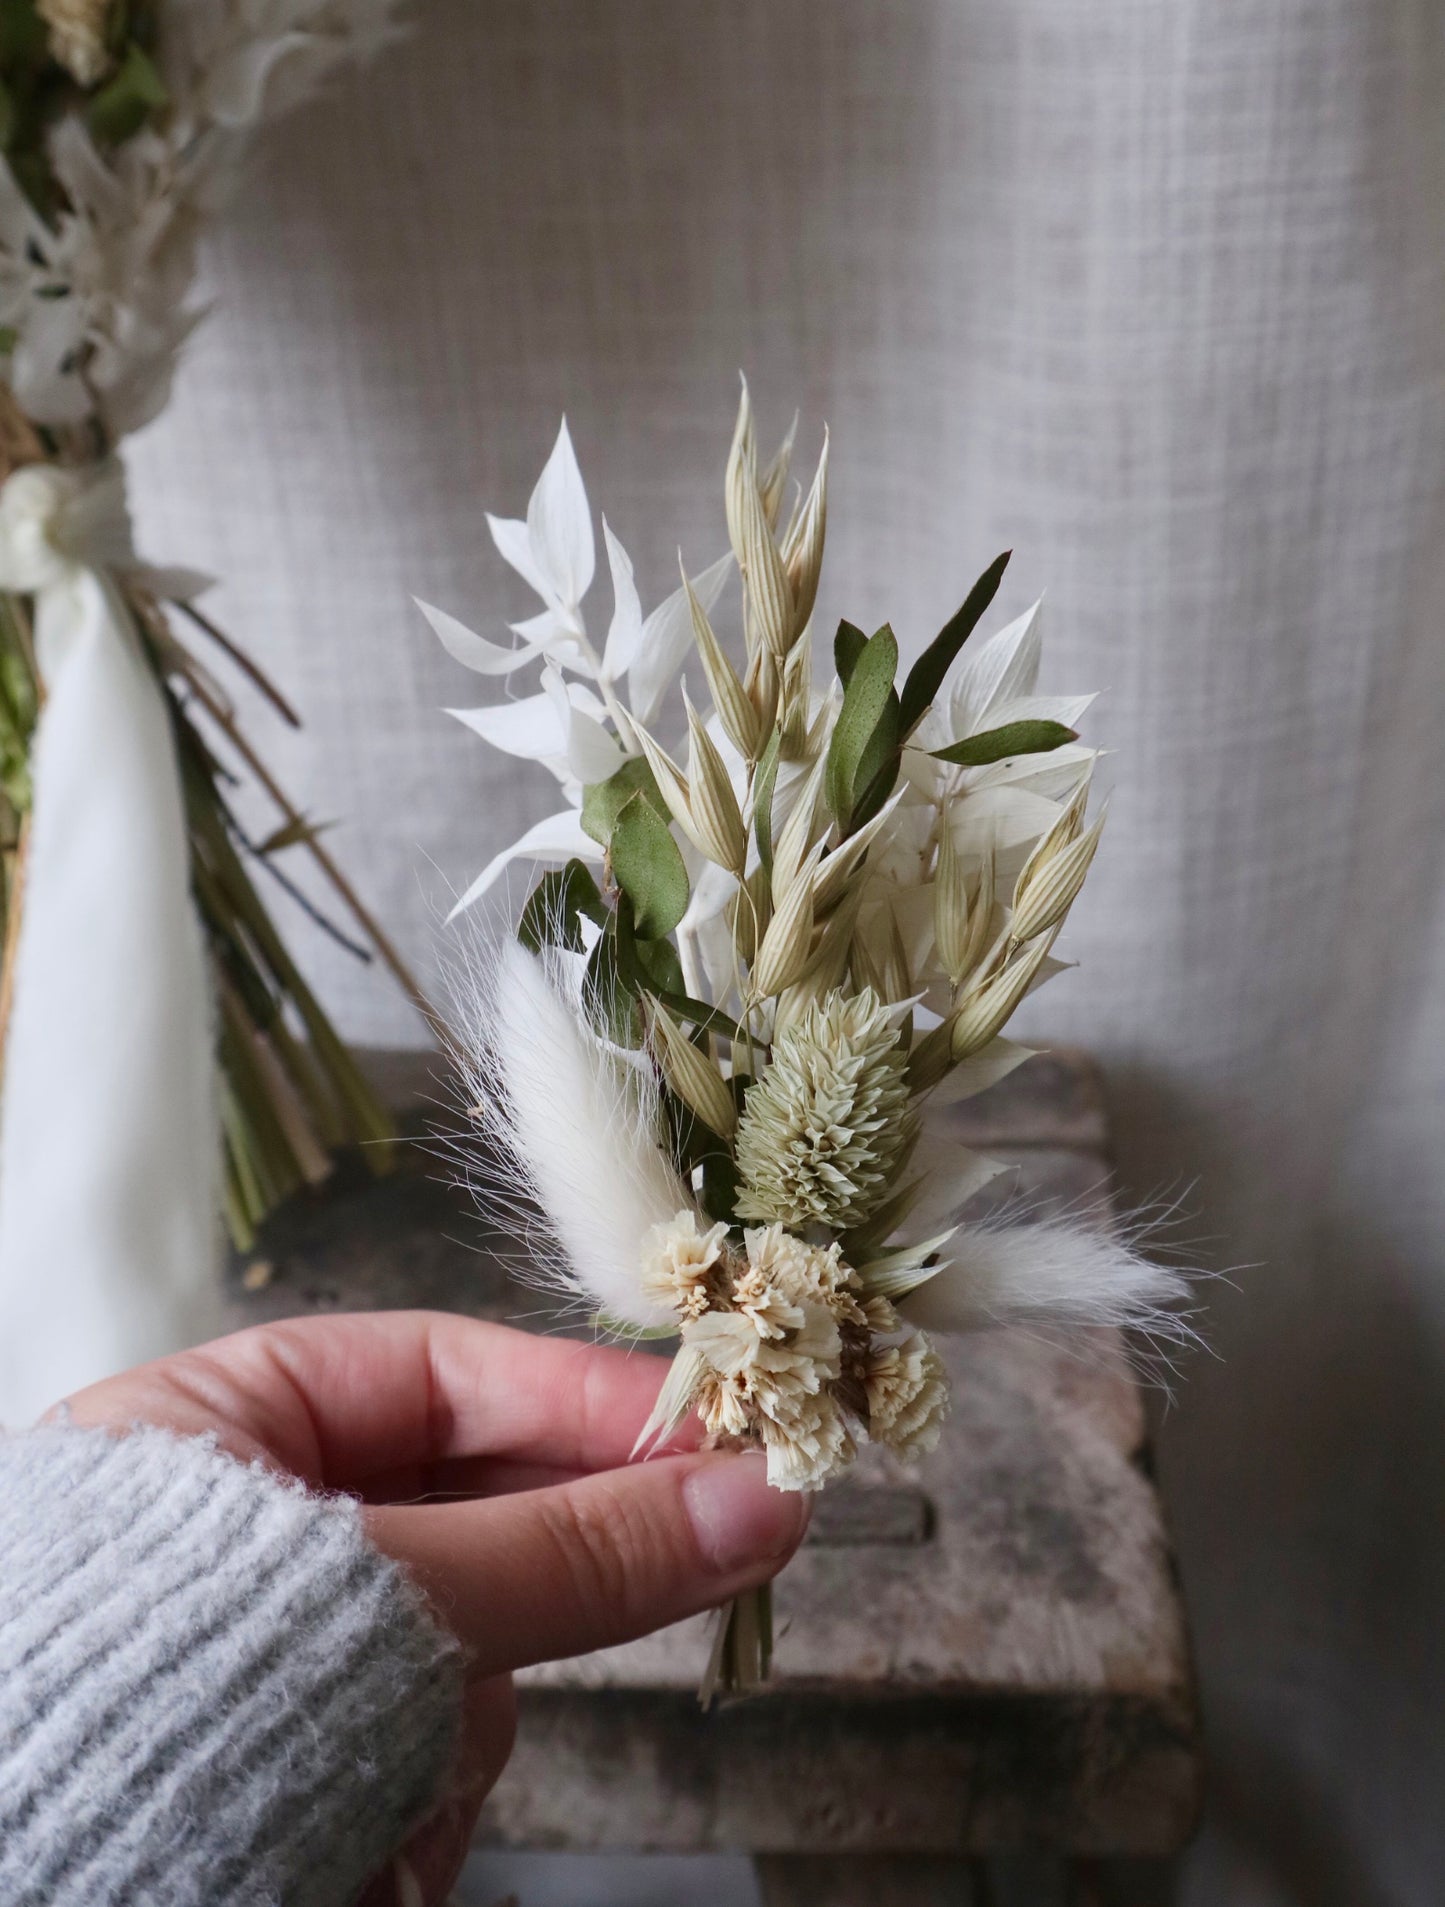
640,1209,946,1490
436,387,1188,1689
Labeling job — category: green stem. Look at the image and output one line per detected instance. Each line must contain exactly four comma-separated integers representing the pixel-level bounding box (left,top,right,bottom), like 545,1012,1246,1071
699,1581,773,1707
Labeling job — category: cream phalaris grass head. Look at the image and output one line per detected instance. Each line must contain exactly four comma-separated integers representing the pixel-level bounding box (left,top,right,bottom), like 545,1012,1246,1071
734,987,916,1232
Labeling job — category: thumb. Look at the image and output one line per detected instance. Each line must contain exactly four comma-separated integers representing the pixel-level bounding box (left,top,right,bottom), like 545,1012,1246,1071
367,1448,807,1675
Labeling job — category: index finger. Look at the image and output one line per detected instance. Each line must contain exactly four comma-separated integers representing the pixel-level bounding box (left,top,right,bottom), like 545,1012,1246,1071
64,1311,684,1489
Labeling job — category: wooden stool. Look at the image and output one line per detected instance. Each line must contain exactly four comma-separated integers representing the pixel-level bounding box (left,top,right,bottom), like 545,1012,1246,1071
227,1050,1202,1903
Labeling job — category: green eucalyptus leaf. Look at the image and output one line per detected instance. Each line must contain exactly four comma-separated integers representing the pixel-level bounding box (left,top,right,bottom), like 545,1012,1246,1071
847,667,902,830
614,894,691,1012
848,704,903,831
898,550,1011,736
583,917,642,1047
580,753,667,847
825,622,898,827
752,725,782,876
656,1072,741,1219
610,790,689,939
634,933,686,998
86,41,167,147
518,857,608,955
833,618,867,688
105,0,133,61
929,719,1077,768
657,1078,729,1185
701,1149,741,1224
0,0,50,71
611,888,644,989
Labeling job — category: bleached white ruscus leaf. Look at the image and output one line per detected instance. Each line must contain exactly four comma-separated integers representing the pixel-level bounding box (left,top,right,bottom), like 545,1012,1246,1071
628,551,733,726
447,810,601,922
943,596,1045,737
417,599,545,676
933,820,971,982
600,518,645,678
886,1138,1011,1241
485,418,595,638
542,666,628,785
445,692,567,763
928,1036,1037,1106
528,417,595,617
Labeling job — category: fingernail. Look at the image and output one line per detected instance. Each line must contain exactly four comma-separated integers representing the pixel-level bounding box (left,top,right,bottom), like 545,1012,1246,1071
683,1452,808,1574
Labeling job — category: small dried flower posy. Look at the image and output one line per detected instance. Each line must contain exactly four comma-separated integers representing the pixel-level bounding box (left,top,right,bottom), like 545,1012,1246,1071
426,385,1190,1700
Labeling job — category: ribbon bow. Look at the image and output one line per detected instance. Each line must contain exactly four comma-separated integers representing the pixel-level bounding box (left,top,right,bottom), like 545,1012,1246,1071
0,456,219,1425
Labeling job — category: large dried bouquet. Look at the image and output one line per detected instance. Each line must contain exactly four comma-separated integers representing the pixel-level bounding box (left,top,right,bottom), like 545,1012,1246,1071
0,0,420,1420
426,387,1187,1697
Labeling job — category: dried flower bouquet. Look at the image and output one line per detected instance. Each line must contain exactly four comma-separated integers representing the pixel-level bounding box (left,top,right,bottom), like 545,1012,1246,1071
427,386,1188,1699
0,0,414,1282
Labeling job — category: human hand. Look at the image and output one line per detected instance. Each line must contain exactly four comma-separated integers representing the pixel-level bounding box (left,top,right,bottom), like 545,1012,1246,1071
62,1311,809,1905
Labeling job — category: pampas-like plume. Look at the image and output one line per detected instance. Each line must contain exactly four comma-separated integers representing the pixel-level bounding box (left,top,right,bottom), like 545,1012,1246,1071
897,1217,1192,1347
459,939,691,1331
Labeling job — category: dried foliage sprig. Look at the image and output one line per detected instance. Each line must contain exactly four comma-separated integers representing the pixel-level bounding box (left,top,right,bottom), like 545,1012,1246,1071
431,386,1193,1700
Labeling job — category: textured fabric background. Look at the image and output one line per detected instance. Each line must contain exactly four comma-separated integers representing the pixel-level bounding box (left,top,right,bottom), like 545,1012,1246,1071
128,3,1445,1899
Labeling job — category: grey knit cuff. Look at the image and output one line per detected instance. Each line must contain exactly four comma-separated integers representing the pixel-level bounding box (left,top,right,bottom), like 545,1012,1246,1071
0,1421,466,1907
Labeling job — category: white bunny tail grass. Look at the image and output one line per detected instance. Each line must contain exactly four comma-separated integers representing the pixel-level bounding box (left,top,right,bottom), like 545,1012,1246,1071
897,1216,1196,1356
449,937,690,1332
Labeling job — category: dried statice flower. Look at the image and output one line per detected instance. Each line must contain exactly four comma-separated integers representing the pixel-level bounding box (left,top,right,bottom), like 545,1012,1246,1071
688,1297,853,1491
864,1331,950,1460
735,988,916,1231
640,1208,729,1322
756,1387,857,1492
743,1222,852,1309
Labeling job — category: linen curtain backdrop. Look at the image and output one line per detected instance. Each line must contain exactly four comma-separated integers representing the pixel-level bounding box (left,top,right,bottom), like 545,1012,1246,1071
128,3,1445,1900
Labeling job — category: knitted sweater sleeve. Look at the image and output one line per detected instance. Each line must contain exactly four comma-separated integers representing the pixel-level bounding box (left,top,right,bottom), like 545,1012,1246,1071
0,1421,466,1907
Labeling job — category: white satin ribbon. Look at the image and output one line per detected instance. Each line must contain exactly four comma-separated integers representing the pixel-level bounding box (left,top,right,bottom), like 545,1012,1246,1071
0,460,219,1424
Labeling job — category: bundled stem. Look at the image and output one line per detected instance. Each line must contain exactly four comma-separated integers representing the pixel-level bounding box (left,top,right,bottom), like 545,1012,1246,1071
700,1585,773,1708
0,580,428,1250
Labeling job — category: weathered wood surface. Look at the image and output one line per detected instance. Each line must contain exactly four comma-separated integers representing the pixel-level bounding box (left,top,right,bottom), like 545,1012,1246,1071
224,1047,1200,1857
754,1855,978,1907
